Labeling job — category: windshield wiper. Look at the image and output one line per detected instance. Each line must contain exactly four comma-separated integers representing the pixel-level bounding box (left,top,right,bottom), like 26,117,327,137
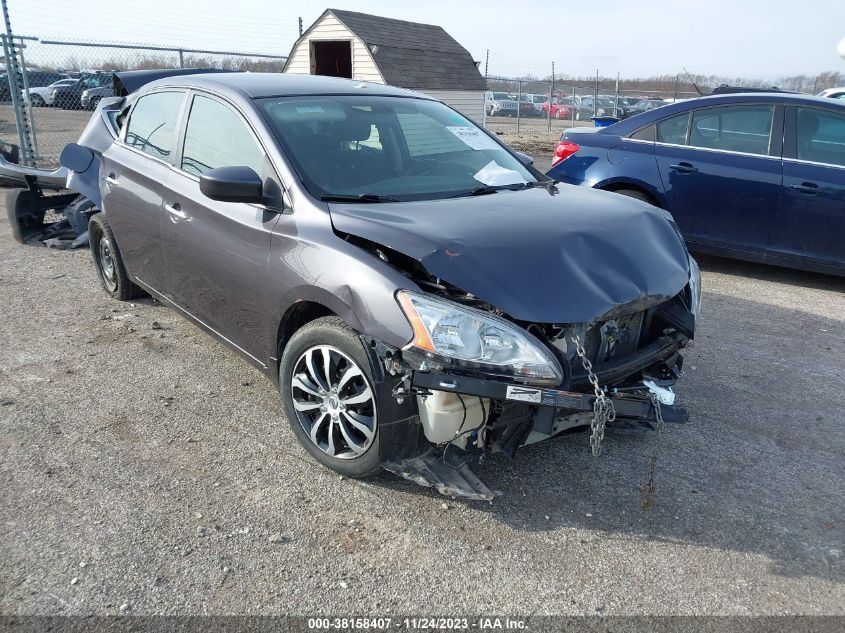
446,180,554,199
320,193,401,203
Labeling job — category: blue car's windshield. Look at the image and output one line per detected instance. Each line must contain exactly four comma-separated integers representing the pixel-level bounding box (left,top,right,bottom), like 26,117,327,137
259,95,537,201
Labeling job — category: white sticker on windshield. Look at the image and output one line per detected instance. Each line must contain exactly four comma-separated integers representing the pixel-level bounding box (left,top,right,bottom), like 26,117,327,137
473,160,527,186
295,106,325,114
446,126,503,151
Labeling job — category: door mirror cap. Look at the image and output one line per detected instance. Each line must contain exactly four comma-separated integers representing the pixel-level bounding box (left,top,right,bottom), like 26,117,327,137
514,151,534,166
199,166,265,203
60,143,94,173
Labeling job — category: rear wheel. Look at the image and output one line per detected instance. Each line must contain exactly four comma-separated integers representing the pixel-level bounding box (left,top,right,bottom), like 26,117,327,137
88,214,145,300
30,94,45,107
612,188,656,206
279,316,382,478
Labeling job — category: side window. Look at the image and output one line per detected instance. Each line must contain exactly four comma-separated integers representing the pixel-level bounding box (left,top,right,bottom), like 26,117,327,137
629,124,655,142
125,91,185,161
796,107,845,167
657,113,689,144
181,95,265,177
689,105,773,156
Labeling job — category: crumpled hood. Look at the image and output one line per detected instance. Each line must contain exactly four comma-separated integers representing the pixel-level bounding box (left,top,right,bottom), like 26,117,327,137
329,185,691,324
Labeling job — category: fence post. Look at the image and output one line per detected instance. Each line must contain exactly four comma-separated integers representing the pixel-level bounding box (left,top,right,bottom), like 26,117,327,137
516,80,522,133
178,48,184,68
614,71,619,117
548,62,555,132
0,34,36,165
570,84,575,127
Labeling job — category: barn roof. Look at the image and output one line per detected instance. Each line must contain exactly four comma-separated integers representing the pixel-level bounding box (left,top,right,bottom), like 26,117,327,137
306,9,486,91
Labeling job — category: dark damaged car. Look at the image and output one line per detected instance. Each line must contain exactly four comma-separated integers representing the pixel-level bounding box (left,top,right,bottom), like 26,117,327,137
4,73,701,499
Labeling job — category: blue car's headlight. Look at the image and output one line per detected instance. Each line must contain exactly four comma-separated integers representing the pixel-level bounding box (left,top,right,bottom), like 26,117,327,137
688,254,702,324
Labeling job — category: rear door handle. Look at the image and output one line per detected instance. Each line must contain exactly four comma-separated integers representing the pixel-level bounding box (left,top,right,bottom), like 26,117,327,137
165,202,189,222
790,182,819,195
104,173,119,186
669,162,698,174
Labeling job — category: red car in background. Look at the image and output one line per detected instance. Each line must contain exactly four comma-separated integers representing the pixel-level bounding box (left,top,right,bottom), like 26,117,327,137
542,96,575,119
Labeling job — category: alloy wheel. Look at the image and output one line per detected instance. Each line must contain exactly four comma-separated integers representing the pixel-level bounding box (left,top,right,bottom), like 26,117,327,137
290,345,377,460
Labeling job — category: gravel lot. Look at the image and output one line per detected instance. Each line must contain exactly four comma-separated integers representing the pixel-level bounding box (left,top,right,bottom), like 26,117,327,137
1,196,843,616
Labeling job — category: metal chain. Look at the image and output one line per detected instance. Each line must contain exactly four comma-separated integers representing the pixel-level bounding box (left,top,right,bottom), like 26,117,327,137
641,392,665,510
570,331,615,456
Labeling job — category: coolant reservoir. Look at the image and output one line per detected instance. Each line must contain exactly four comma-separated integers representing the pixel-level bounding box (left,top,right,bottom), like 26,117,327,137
418,391,489,445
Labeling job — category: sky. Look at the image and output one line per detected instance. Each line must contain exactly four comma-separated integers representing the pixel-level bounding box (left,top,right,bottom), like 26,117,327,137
7,0,845,80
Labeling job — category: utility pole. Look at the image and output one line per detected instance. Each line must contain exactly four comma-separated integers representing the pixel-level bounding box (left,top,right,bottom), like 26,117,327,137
484,49,489,78
298,17,303,37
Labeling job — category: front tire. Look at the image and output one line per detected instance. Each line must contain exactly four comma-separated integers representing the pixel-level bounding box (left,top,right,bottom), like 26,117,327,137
88,214,145,300
279,316,382,478
30,94,45,107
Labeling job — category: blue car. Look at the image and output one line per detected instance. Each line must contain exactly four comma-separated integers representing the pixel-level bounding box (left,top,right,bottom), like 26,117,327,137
547,93,845,276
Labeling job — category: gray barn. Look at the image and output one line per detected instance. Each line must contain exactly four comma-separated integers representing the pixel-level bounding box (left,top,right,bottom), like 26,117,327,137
284,9,486,122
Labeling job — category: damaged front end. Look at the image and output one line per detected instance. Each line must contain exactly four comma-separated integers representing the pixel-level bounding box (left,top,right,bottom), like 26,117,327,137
347,231,700,502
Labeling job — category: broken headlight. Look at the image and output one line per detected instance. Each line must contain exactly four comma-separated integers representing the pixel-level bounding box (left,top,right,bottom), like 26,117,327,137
396,290,563,385
688,254,702,324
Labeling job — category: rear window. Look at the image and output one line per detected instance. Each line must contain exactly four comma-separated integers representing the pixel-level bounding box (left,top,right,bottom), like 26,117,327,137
657,113,689,144
124,91,185,161
689,105,773,156
796,106,845,167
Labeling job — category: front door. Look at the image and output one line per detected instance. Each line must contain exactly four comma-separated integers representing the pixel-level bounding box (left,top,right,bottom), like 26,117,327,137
767,105,845,272
159,92,284,361
100,89,187,291
654,103,783,256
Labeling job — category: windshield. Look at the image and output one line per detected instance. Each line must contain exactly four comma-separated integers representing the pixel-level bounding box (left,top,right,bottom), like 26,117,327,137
492,93,510,100
260,95,538,201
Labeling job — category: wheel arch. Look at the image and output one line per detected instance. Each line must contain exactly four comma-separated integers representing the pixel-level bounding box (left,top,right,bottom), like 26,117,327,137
596,178,666,208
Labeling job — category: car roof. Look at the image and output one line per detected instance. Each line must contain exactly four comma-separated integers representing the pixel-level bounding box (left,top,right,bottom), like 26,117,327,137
141,72,430,100
602,91,845,136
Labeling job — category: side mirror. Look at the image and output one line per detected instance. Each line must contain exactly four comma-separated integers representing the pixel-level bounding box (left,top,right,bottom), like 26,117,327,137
60,143,94,173
514,151,534,167
199,166,265,204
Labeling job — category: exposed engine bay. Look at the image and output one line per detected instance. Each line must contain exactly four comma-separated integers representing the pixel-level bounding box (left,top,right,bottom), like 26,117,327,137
347,232,697,501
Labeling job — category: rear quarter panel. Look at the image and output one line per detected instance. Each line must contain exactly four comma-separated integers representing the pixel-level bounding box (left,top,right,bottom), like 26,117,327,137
547,129,665,206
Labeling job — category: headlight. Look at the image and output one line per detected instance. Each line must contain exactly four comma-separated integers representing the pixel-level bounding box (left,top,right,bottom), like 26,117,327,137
396,290,563,385
688,254,702,324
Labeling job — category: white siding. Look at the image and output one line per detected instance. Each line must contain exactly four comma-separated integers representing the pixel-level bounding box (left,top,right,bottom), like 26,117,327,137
422,89,486,124
284,13,384,84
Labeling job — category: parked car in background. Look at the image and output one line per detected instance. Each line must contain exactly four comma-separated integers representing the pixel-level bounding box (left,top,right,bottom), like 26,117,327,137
507,95,538,117
52,73,113,109
817,86,845,100
547,92,845,276
630,98,668,115
576,96,621,120
1,69,68,102
542,97,575,119
23,78,77,107
485,91,518,117
81,83,115,110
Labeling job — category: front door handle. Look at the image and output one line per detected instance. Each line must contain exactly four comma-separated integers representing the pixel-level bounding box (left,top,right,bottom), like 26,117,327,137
165,202,189,222
104,173,119,186
669,162,698,174
790,181,819,195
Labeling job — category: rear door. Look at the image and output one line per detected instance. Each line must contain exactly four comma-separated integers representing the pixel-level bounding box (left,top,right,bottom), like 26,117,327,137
654,103,783,256
767,105,845,272
100,89,187,291
158,91,284,360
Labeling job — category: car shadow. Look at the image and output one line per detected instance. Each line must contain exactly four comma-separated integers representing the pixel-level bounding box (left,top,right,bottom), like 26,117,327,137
368,289,845,584
695,253,845,292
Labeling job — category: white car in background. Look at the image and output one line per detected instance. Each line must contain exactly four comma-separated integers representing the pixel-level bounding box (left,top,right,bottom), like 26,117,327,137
817,86,845,100
22,78,77,107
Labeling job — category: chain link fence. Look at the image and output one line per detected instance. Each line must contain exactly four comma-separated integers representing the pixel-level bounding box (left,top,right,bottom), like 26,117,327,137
1,36,286,169
483,75,700,135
